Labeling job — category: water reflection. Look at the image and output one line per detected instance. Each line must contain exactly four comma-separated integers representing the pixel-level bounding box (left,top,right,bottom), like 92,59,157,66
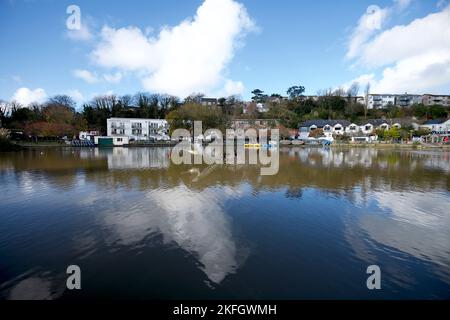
88,185,245,284
0,147,449,299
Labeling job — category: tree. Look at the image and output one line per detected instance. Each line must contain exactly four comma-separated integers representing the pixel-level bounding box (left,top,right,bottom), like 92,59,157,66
364,83,370,119
251,89,268,103
184,93,204,104
47,95,76,111
287,85,305,100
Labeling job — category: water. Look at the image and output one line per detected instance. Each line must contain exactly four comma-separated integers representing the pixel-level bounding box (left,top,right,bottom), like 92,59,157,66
0,147,449,300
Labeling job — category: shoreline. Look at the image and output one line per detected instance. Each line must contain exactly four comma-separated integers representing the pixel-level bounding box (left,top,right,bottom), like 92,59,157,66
6,141,450,151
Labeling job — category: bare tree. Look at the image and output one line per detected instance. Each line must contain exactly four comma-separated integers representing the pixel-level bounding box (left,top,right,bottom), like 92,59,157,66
346,82,360,114
364,83,371,119
10,100,23,113
47,95,76,110
92,95,118,111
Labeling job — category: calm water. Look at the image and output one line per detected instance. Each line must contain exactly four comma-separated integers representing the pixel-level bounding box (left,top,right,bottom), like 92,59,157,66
0,147,449,300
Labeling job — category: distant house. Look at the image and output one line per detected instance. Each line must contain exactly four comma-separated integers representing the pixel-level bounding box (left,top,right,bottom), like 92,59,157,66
419,119,450,134
201,98,218,106
79,130,100,141
299,120,351,136
231,119,279,130
359,119,391,135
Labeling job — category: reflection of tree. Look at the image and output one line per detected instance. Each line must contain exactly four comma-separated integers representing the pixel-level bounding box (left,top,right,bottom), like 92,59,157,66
3,147,449,194
285,187,303,199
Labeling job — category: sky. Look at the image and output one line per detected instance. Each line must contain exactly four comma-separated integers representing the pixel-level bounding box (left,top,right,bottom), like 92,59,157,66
0,0,449,108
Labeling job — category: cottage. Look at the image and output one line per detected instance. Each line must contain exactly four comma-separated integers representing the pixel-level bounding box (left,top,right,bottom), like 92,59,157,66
419,119,450,134
359,119,391,134
299,120,351,136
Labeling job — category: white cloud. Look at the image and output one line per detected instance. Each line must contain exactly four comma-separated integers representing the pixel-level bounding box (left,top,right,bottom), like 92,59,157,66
11,87,47,106
345,3,450,94
355,7,450,67
66,21,93,41
73,69,99,83
103,72,122,83
224,80,245,96
73,69,122,84
347,0,412,60
394,0,413,10
91,0,255,98
66,89,84,104
339,74,377,94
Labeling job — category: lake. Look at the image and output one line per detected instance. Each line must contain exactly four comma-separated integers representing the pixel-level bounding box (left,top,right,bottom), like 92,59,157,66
0,146,449,299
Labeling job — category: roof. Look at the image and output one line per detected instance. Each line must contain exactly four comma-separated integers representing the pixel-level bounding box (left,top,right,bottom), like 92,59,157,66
423,118,448,125
360,119,390,126
201,98,218,102
299,119,351,128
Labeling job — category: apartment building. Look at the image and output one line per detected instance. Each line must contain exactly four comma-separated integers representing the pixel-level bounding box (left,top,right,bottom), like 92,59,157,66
107,118,169,141
396,94,422,107
368,94,397,109
422,94,450,107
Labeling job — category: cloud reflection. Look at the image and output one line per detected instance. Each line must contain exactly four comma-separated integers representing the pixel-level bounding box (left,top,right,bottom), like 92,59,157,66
98,184,246,284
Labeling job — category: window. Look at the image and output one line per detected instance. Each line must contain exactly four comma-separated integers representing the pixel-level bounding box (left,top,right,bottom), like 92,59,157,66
324,125,331,131
365,125,372,131
117,138,122,142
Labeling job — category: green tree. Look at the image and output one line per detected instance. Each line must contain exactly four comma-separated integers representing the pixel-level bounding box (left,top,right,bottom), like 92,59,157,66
286,85,305,100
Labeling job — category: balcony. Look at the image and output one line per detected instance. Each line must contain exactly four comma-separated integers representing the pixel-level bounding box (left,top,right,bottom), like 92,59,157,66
111,123,124,129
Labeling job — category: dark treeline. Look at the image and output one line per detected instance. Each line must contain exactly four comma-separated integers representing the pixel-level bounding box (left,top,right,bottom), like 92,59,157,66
0,84,449,140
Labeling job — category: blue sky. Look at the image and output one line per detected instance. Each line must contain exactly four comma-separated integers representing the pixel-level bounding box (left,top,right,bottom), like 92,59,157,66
0,0,449,107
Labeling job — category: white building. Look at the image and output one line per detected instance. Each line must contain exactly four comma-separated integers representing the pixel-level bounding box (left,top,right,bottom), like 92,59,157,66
368,94,396,109
79,131,100,141
419,119,450,133
107,118,169,141
396,94,422,107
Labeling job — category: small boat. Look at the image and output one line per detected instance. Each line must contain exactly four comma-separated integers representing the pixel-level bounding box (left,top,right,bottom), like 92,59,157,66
244,143,261,148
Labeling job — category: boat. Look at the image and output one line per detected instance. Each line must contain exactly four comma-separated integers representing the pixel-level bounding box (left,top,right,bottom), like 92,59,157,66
244,143,261,148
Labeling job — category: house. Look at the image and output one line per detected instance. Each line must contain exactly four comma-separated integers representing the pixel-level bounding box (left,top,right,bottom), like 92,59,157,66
107,118,169,141
419,119,450,134
94,136,130,146
201,98,218,106
231,119,279,131
359,119,391,134
79,131,100,141
299,120,351,137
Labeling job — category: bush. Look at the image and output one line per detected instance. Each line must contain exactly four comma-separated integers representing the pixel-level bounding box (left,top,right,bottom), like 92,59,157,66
0,128,22,151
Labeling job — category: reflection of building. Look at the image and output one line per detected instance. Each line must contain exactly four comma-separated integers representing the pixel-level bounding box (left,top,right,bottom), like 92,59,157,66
106,147,171,169
107,118,169,141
